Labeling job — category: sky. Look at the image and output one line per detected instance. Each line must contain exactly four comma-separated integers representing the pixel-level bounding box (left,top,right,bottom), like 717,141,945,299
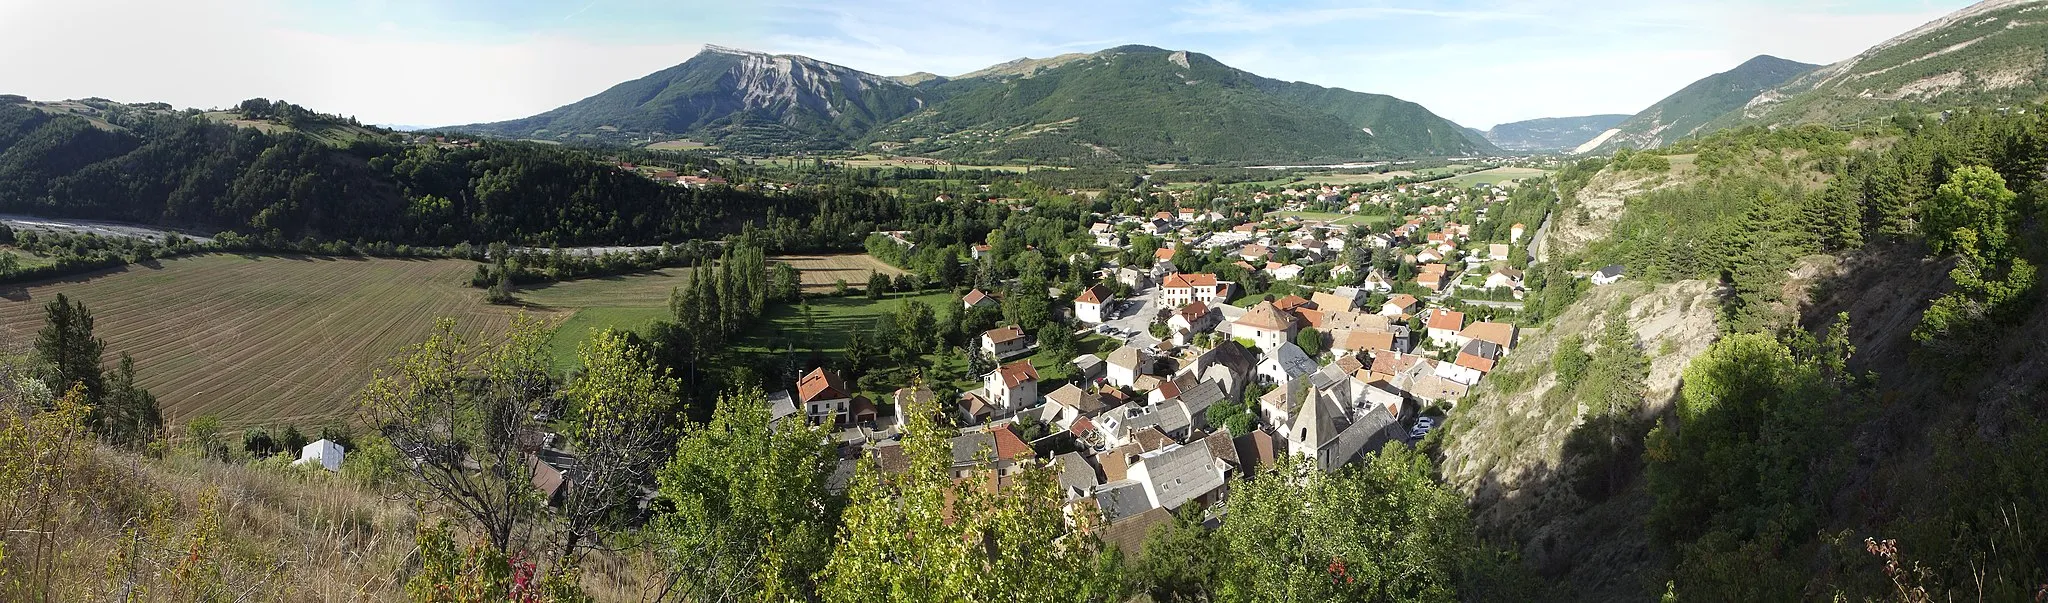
0,0,1982,129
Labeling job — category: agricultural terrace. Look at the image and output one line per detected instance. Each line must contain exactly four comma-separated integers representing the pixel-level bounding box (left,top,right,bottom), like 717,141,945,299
519,253,908,370
0,254,539,428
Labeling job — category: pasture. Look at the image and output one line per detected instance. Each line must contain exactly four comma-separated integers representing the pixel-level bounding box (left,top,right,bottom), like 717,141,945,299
740,291,958,355
0,254,539,429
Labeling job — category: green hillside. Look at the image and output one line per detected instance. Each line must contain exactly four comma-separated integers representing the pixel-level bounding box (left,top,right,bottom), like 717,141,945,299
1713,0,2048,131
864,45,1495,164
1595,55,1818,151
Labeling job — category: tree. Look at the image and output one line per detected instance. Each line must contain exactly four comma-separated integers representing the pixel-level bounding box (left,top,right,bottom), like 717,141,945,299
867,270,889,300
0,251,17,273
1039,324,1076,366
1922,165,2016,262
555,330,679,564
818,401,1119,602
358,317,555,554
35,294,105,405
93,353,162,447
1132,505,1217,601
653,386,839,601
1295,327,1324,357
1212,446,1478,601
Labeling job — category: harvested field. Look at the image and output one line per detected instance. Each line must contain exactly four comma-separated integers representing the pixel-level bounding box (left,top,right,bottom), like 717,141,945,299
0,254,545,428
776,253,908,291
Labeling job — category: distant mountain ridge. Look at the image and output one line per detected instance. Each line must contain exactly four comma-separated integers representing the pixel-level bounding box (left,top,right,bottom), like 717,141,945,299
450,45,928,151
451,44,1496,163
1475,115,1629,153
1709,0,2048,131
1594,55,1819,152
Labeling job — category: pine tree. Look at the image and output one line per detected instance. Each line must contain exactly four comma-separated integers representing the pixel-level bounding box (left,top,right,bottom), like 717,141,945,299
36,293,104,404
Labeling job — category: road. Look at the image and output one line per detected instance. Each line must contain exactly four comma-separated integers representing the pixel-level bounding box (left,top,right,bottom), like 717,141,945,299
0,213,215,244
1085,283,1163,349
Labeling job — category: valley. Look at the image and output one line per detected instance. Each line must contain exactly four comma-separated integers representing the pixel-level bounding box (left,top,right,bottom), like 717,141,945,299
5,1,2048,601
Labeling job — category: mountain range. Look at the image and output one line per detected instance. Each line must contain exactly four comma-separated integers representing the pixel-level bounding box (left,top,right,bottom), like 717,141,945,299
1468,115,1630,153
452,45,1497,163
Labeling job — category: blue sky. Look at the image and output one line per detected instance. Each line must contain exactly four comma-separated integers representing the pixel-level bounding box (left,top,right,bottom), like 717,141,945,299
0,0,1979,128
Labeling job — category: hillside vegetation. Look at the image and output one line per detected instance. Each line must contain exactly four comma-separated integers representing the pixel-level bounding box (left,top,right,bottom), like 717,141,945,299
867,46,1493,164
1595,55,1818,152
1477,114,1629,153
1722,0,2048,132
1445,106,2048,600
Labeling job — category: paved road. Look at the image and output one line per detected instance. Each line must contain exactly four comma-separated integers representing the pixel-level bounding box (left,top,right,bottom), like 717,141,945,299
1084,284,1162,348
0,213,215,244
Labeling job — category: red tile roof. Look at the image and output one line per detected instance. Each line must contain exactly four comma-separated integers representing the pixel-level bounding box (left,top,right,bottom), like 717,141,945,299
1426,308,1466,332
996,360,1040,388
1455,352,1496,373
1075,285,1111,304
985,325,1026,344
1274,295,1312,312
993,424,1036,460
797,367,848,403
1162,273,1218,288
963,289,995,305
1386,294,1419,310
1155,247,1177,260
1177,301,1210,322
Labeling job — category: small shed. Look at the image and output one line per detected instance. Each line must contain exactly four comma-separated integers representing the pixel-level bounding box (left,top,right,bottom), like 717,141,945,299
294,439,345,472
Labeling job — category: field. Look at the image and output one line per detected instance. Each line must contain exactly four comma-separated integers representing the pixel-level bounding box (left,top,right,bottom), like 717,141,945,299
645,139,709,150
1440,166,1552,188
1274,211,1392,227
0,254,539,429
766,155,1044,173
1,246,51,269
740,291,958,354
516,254,908,369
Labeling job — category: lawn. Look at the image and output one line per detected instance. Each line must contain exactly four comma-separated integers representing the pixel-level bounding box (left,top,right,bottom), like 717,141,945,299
740,291,959,355
1,246,52,270
0,253,538,428
543,306,673,371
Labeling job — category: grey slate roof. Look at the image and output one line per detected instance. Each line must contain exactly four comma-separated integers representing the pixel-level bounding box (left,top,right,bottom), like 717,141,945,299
1055,452,1100,496
1132,443,1227,511
1176,380,1228,418
1093,479,1155,523
950,432,997,466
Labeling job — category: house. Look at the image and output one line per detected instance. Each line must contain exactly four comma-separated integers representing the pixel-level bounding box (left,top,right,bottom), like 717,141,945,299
1167,301,1222,346
982,325,1030,357
1154,246,1177,265
294,439,345,472
1238,244,1271,261
1416,270,1446,292
763,390,799,425
1111,267,1150,290
893,386,944,427
1125,443,1230,512
1416,248,1445,264
1592,264,1626,286
1485,268,1524,290
1331,329,1397,356
1286,392,1404,473
983,360,1042,415
963,289,997,310
1073,354,1107,383
1509,223,1526,243
1362,270,1394,293
1265,263,1304,281
1459,321,1518,351
797,367,854,426
1230,301,1297,353
949,425,1036,477
1075,285,1115,324
1257,342,1318,385
972,244,991,259
1105,345,1150,389
1456,339,1505,374
1054,452,1101,501
1425,309,1467,345
1381,294,1421,317
1310,291,1358,313
1435,357,1484,386
1091,223,1119,247
1160,273,1223,306
1489,243,1511,261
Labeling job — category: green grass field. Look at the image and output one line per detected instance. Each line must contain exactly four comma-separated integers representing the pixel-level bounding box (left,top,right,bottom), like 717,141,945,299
1440,166,1552,188
740,291,959,355
544,306,673,371
1,247,52,269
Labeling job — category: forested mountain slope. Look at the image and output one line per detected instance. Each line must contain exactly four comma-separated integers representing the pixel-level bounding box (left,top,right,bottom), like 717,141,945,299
865,45,1495,164
0,99,883,246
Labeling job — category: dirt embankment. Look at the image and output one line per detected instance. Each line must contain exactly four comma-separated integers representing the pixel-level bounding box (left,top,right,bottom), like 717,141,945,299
1543,168,1687,260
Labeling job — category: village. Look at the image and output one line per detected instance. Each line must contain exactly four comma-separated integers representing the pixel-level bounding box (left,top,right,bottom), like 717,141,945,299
767,173,1623,555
